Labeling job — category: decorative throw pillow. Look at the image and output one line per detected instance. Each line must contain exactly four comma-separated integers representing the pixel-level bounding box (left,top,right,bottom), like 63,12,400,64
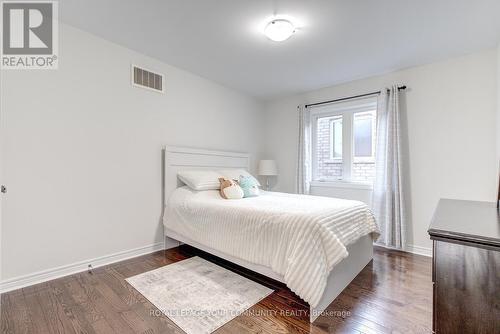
218,169,262,187
239,175,260,198
219,178,244,199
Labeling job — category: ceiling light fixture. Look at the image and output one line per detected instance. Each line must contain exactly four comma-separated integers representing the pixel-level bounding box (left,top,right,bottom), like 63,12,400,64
264,19,295,42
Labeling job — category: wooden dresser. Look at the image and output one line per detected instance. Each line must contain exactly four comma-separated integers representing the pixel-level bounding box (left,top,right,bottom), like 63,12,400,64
428,199,500,334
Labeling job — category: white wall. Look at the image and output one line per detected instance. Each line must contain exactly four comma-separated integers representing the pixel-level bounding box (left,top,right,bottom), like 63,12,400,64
263,49,498,253
0,24,263,281
497,44,500,168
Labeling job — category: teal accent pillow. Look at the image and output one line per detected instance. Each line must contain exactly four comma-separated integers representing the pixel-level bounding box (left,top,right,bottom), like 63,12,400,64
239,175,260,198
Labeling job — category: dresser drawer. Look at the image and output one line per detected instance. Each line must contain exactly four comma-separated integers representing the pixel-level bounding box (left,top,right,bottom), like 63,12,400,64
432,239,500,333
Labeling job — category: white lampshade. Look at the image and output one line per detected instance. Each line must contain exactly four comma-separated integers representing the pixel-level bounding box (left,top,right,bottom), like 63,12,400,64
258,160,278,176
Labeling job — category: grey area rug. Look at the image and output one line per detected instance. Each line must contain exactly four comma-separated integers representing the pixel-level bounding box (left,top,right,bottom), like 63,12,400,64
126,256,274,334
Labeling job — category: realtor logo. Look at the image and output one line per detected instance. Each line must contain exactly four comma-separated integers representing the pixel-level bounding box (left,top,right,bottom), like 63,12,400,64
1,1,58,69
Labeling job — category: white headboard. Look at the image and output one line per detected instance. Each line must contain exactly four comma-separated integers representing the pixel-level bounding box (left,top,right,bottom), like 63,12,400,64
162,146,250,206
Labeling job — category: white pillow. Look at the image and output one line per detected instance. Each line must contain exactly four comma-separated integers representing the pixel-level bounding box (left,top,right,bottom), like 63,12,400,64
177,170,222,191
218,169,261,187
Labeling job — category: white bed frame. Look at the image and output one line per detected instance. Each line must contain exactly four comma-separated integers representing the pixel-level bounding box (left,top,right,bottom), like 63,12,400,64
162,146,373,323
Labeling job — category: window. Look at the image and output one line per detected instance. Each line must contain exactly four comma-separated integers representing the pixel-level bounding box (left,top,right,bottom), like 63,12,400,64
311,99,377,184
329,116,343,159
354,111,375,159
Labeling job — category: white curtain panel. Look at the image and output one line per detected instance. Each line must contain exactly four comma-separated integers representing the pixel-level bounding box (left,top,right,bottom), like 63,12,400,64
372,86,406,249
296,104,312,194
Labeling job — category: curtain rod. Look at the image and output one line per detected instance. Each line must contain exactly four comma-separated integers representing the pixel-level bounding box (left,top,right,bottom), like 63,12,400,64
305,85,407,108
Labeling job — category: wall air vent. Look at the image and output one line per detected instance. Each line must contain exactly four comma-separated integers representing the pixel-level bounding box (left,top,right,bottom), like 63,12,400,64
131,65,165,93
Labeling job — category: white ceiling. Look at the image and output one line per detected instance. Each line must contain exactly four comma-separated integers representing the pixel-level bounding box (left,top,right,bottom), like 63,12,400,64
60,0,500,100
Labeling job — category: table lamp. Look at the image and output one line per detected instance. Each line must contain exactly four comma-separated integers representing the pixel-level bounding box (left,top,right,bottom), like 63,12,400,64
258,160,278,191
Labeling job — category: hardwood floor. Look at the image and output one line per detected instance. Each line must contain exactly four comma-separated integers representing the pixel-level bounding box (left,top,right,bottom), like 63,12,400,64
1,246,432,334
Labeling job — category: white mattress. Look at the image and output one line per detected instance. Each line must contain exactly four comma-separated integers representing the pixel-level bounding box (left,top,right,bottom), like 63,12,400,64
163,187,379,307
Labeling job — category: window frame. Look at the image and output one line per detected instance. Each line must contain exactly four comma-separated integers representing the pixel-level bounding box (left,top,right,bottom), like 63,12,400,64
310,99,377,185
328,116,343,161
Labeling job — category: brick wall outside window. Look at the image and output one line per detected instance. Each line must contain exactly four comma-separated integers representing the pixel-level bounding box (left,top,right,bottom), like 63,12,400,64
316,117,375,182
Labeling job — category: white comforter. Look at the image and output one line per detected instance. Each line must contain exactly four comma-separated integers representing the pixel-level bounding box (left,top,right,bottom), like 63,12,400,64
164,187,379,307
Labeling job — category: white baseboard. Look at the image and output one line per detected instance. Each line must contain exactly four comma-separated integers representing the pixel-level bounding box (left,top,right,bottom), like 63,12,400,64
376,243,432,257
405,244,432,257
0,240,431,294
0,242,164,294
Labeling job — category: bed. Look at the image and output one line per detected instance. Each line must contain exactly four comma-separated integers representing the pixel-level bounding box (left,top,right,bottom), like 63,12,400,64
162,146,379,322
